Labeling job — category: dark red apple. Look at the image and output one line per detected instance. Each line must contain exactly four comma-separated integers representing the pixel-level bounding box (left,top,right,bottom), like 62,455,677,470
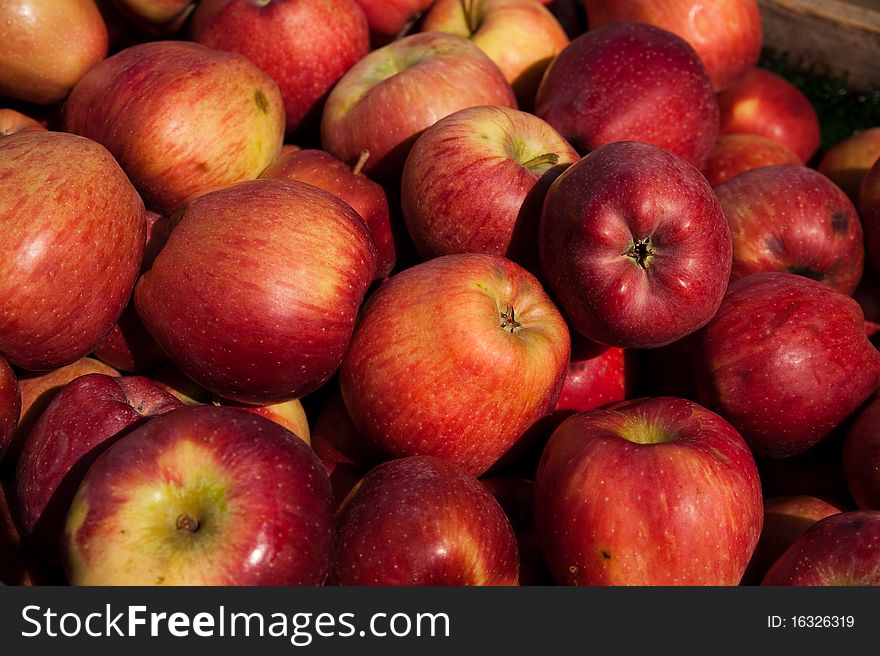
1,481,58,585
329,456,519,585
261,148,395,277
584,0,762,91
353,0,434,44
534,397,763,585
742,495,844,585
714,165,864,294
321,32,516,183
818,126,880,202
860,157,880,275
135,179,377,404
843,397,880,510
0,131,145,371
62,405,336,585
540,141,731,348
535,22,719,168
401,105,577,267
0,356,20,463
696,272,880,459
702,133,801,187
0,109,47,136
310,385,379,468
757,430,850,501
191,0,369,136
0,0,108,104
554,335,626,413
717,68,821,163
339,253,570,476
762,511,880,585
64,41,285,215
16,374,183,560
150,362,211,406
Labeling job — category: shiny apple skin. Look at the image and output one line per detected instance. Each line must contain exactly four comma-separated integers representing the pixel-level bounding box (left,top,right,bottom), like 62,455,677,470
534,397,763,585
329,456,519,585
696,272,880,459
63,405,335,585
554,335,626,413
703,133,801,187
540,141,732,348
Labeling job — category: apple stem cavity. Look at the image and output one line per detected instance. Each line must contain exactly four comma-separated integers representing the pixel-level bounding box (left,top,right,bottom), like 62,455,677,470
352,150,371,176
625,238,654,270
521,152,560,172
176,513,200,533
499,306,522,334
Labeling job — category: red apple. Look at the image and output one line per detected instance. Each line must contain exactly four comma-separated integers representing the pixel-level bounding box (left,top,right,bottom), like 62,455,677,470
696,272,880,459
843,397,880,510
534,397,763,585
220,398,310,446
329,456,519,585
702,133,801,187
0,109,47,136
584,0,762,91
854,269,880,326
0,356,20,463
321,32,516,183
540,141,731,348
717,68,821,163
761,511,880,585
0,0,108,104
135,179,377,404
16,374,183,559
64,41,285,215
0,131,145,371
535,22,719,169
402,105,577,268
860,157,880,275
714,165,864,294
353,0,434,44
340,253,570,476
554,335,626,413
191,0,369,135
311,385,380,468
111,0,195,32
421,0,569,106
742,495,844,585
818,127,880,202
261,148,395,277
63,405,335,585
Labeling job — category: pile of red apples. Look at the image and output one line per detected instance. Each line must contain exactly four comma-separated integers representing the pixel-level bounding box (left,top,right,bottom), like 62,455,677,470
2,0,880,587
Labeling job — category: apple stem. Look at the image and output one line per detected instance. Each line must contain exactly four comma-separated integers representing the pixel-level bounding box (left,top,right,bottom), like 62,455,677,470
521,152,560,170
176,513,200,533
352,150,371,176
499,306,522,333
625,237,654,270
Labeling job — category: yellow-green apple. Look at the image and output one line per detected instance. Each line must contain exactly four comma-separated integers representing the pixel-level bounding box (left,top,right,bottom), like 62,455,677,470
702,133,801,187
190,0,369,136
329,456,519,585
321,32,516,183
534,397,763,585
696,272,880,459
62,405,335,585
0,109,47,136
742,495,844,585
261,148,396,277
540,141,731,348
0,132,145,371
535,23,719,168
401,105,577,270
421,0,568,107
481,476,551,585
860,158,880,275
16,374,183,560
220,398,310,446
339,253,570,476
0,356,19,463
353,0,434,45
554,335,626,413
714,165,864,294
843,398,880,510
0,0,108,104
718,68,821,163
135,179,377,404
111,0,195,32
818,127,880,202
584,0,762,91
63,41,285,215
93,211,170,373
761,511,880,585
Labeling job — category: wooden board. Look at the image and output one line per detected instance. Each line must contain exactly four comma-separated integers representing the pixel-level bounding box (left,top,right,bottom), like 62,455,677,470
758,0,880,91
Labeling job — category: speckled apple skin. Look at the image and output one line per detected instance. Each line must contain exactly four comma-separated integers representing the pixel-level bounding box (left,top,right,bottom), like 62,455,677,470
703,134,801,187
330,456,519,585
535,22,719,169
697,273,880,459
